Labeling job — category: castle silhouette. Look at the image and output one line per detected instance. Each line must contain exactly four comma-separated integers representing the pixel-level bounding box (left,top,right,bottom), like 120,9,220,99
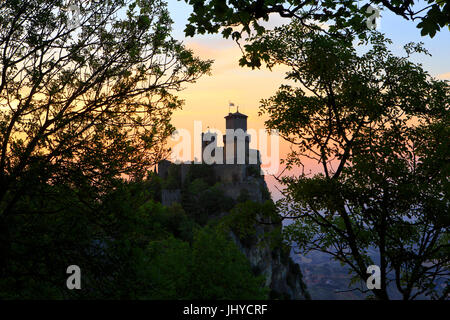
158,110,264,205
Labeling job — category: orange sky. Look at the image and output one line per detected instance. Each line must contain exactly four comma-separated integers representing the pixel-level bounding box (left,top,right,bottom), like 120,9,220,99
172,39,286,133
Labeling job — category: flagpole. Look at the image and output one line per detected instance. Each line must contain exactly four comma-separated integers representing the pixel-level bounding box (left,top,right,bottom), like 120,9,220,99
229,101,235,113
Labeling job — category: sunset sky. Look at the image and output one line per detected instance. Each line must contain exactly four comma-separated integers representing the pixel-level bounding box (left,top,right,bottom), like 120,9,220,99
164,0,450,199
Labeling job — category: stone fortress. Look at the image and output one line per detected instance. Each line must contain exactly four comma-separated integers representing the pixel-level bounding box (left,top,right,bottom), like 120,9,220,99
157,108,310,300
158,109,267,205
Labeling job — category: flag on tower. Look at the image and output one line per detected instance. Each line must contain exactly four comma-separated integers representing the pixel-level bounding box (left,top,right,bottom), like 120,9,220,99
228,102,235,113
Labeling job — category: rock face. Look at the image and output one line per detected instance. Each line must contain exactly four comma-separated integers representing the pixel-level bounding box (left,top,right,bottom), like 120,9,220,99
227,177,310,300
161,189,181,206
229,228,309,299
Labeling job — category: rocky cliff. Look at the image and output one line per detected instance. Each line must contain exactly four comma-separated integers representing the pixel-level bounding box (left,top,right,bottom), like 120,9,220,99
229,226,310,299
158,160,310,299
223,176,310,300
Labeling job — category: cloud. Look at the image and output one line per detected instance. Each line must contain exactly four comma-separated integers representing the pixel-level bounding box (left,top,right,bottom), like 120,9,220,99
436,72,450,80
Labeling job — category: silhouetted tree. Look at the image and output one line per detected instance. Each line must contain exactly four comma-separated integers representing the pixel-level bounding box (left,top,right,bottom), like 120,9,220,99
0,0,211,297
254,23,449,300
184,0,449,41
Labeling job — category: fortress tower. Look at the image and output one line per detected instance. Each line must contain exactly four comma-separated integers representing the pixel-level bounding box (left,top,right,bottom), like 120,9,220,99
222,110,250,164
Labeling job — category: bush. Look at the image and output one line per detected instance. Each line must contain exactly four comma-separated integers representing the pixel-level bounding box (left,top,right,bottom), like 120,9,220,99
189,227,268,299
